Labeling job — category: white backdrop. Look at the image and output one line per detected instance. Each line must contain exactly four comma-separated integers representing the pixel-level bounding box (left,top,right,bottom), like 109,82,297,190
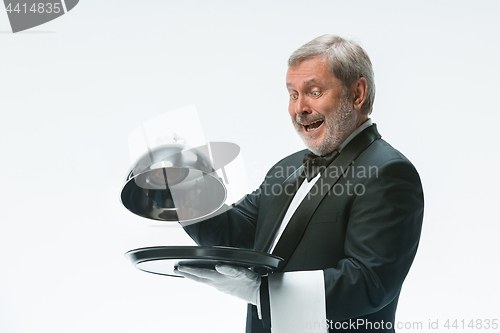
1,1,499,332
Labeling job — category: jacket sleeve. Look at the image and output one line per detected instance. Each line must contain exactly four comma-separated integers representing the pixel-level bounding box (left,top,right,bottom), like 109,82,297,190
182,164,273,249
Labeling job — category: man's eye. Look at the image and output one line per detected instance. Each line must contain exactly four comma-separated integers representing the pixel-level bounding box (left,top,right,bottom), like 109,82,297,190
290,94,298,100
311,91,321,96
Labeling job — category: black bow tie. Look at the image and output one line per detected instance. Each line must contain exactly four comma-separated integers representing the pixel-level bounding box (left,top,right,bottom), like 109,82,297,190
302,150,339,181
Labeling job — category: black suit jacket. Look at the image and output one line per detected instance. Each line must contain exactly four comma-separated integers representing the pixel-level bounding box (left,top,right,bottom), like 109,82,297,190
184,124,424,332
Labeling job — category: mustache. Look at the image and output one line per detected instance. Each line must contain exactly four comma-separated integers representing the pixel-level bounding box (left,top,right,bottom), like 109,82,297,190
295,113,325,125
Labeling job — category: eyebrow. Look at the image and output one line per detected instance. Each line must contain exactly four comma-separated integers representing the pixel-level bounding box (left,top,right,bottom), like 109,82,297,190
286,78,320,89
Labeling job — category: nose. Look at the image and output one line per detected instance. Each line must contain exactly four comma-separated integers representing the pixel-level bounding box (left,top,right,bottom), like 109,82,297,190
293,95,312,115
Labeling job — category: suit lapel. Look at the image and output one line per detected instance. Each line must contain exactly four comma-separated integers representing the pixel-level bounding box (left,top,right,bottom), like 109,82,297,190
254,165,305,252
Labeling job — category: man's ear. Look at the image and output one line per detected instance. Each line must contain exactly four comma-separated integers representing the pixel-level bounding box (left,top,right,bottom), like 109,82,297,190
351,77,368,111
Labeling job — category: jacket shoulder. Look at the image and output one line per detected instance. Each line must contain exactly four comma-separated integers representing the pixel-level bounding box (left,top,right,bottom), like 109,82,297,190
358,138,417,169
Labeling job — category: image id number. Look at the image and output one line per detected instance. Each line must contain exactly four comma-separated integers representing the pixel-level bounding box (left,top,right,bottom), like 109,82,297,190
6,3,62,14
444,319,499,330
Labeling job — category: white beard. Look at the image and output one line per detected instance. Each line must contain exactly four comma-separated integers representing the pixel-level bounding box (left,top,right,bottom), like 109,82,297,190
293,98,356,156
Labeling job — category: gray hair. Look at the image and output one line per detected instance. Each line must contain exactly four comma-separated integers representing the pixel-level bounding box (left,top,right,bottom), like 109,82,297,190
288,35,375,115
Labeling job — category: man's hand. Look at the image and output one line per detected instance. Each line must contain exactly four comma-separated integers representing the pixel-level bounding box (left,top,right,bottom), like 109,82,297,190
175,264,261,305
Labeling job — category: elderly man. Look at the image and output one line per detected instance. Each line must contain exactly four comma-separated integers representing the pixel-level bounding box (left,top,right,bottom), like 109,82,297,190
177,35,424,333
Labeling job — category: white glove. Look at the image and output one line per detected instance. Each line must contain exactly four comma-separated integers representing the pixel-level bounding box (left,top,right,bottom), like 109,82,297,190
175,264,261,305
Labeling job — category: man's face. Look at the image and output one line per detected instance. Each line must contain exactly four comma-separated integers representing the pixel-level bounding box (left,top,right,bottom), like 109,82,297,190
286,57,359,156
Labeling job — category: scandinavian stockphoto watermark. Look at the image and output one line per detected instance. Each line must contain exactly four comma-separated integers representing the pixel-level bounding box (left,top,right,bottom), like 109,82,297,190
247,163,379,198
3,0,79,33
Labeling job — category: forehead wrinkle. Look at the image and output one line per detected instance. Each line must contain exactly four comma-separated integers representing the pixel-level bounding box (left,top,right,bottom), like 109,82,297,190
286,78,320,90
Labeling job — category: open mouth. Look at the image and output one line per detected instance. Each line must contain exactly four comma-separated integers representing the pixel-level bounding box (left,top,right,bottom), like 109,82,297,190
303,119,324,132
